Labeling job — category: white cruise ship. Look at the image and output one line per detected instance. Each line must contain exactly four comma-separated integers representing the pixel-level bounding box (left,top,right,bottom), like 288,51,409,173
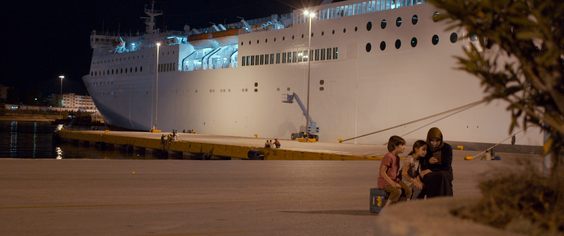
84,0,543,146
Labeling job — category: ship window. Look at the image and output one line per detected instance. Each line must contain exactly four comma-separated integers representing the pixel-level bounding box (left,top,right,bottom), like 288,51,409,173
135,67,138,72
241,42,244,46
255,55,259,65
249,40,251,45
265,39,268,43
130,67,133,73
355,27,358,32
276,53,281,64
292,35,295,40
311,32,314,37
380,41,386,51
327,48,332,60
412,15,418,25
450,32,458,43
282,52,287,63
255,82,258,87
433,12,440,22
366,43,372,52
283,36,285,41
332,29,335,35
120,68,123,74
343,28,347,33
320,87,324,91
242,56,246,66
321,49,326,60
411,37,418,47
140,66,143,72
381,19,387,29
395,39,401,49
274,37,277,42
270,54,274,64
264,54,269,64
367,21,372,31
260,55,264,65
315,49,320,61
298,51,303,62
322,31,325,36
302,34,304,38
333,47,338,59
257,39,259,44
251,56,255,65
303,50,309,62
432,35,439,45
396,17,402,27
293,51,297,63
247,56,251,65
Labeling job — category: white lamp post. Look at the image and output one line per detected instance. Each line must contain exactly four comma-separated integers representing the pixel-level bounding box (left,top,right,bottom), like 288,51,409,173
304,10,315,140
59,75,64,116
154,42,161,131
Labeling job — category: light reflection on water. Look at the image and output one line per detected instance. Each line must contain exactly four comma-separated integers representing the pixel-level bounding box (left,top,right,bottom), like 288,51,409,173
0,120,160,159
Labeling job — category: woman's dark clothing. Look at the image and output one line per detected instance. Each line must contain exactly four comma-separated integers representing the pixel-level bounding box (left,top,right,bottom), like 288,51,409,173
421,143,453,197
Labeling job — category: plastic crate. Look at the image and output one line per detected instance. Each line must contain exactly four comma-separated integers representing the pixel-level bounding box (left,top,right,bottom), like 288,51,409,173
370,188,389,213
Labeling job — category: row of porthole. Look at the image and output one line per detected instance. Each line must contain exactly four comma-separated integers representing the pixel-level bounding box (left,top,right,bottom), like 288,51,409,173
242,13,440,46
365,32,459,52
91,66,144,77
92,51,175,65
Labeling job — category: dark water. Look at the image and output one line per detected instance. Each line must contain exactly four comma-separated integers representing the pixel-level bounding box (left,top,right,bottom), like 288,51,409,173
0,121,159,159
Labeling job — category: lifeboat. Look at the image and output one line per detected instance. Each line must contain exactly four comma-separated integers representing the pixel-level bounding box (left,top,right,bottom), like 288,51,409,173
187,32,215,49
212,28,239,46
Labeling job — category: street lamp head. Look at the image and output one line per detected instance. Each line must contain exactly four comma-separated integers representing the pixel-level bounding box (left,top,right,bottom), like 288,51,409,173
59,75,65,79
304,10,315,18
156,42,161,47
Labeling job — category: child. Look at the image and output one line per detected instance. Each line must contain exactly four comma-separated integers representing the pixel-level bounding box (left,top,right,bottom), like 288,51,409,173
377,135,411,209
400,140,427,200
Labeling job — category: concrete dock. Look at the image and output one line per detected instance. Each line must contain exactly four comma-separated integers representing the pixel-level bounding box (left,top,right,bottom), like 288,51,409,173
59,130,391,160
0,151,542,236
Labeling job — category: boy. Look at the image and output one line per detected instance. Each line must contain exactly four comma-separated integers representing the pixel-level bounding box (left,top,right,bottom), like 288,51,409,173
377,135,412,209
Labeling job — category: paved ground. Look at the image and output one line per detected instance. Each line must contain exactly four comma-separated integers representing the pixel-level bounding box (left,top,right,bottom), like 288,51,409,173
0,151,542,236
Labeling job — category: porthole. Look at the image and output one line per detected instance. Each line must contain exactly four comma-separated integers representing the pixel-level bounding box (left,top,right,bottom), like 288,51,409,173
366,43,372,52
432,35,439,45
311,33,314,37
381,19,387,29
320,87,324,91
411,37,417,47
380,41,386,51
254,82,258,87
265,39,268,43
450,32,458,43
332,30,335,34
322,31,324,36
283,36,285,41
343,28,346,33
320,80,325,85
277,88,280,91
249,41,251,45
254,89,258,92
433,12,440,22
396,17,402,27
366,21,372,31
274,38,277,42
257,39,259,44
355,27,358,32
140,66,143,72
412,15,418,25
395,39,401,49
292,35,295,40
287,87,290,91
302,34,304,38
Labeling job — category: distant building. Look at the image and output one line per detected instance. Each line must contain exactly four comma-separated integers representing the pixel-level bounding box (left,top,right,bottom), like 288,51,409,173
52,93,97,112
0,84,9,101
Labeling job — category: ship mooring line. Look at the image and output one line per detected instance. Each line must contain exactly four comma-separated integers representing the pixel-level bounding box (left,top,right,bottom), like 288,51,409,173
340,99,487,143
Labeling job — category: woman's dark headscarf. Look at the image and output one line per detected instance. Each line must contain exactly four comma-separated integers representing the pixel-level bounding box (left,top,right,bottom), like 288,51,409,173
426,127,444,163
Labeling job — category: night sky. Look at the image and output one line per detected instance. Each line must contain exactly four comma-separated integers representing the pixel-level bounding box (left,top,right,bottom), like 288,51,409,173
3,0,320,97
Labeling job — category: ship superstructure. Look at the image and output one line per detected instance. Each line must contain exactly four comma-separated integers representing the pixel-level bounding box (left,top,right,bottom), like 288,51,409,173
84,0,543,146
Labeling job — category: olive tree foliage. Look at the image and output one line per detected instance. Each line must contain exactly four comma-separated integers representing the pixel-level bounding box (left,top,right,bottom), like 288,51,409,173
428,0,564,169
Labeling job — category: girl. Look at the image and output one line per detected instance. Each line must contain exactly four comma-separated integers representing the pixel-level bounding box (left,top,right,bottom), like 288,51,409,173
400,140,427,200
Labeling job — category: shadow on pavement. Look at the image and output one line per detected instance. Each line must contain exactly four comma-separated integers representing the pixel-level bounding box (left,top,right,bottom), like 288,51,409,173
281,210,375,216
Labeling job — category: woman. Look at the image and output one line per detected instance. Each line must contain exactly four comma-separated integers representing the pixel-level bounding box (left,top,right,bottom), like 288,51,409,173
420,127,453,197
